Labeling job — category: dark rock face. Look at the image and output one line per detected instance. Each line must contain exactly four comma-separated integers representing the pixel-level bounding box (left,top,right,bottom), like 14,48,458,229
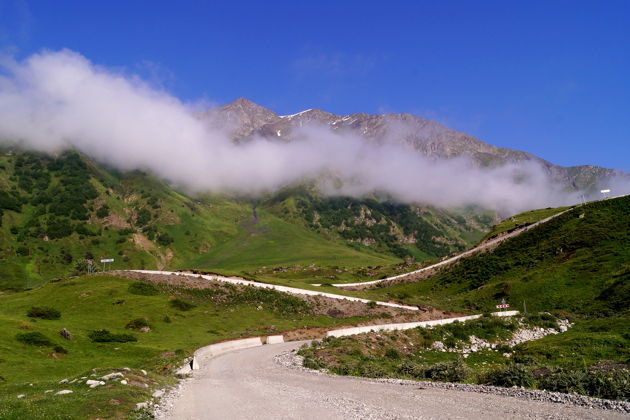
201,99,626,191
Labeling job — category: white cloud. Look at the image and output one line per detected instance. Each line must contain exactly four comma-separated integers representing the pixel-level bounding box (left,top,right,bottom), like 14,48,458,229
0,49,626,216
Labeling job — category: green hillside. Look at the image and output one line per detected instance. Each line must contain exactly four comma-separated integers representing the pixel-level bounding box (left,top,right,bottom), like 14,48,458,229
0,273,370,419
361,195,630,316
0,149,401,289
0,149,497,290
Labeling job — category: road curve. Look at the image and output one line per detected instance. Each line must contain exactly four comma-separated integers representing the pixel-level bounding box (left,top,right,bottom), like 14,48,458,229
160,341,623,420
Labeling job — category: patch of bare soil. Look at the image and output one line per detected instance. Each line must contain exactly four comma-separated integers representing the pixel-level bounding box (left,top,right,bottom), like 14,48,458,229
104,213,131,229
132,233,155,251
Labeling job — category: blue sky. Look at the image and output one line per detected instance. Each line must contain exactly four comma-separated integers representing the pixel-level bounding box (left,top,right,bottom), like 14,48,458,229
0,0,628,170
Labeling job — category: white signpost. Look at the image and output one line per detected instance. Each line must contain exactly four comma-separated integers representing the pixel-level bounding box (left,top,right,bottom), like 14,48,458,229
100,258,114,272
600,189,611,199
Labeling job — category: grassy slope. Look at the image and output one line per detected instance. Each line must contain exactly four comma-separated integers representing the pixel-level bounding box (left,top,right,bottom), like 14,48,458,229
359,196,630,315
481,206,571,241
0,151,399,289
0,274,368,419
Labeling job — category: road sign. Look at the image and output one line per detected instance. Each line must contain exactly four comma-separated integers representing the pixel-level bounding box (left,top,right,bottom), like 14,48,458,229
100,258,114,263
496,304,510,309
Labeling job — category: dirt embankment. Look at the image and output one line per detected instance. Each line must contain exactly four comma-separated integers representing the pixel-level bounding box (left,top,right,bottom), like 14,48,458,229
112,270,462,340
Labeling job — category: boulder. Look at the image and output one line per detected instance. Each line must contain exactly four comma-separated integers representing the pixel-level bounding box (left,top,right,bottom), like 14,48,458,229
59,328,73,340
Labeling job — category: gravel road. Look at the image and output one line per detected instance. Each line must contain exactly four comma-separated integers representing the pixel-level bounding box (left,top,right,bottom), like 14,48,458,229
157,342,627,420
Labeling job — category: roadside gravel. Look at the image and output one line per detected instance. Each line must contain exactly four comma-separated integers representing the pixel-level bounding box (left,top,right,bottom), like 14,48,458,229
276,350,630,414
154,342,628,419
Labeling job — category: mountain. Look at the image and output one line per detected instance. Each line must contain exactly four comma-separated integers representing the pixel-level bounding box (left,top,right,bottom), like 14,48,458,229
0,149,492,290
201,98,625,191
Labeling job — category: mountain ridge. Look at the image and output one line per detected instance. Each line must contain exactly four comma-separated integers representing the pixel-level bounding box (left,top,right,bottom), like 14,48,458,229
201,98,625,192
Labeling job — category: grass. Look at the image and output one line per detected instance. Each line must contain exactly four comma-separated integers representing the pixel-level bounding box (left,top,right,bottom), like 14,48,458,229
357,196,630,316
0,274,372,419
481,206,571,241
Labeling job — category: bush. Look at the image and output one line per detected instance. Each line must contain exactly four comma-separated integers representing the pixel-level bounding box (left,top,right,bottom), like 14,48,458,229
360,362,388,378
398,361,425,378
88,329,137,343
484,363,534,388
27,306,61,320
425,359,470,382
537,369,630,401
16,332,53,347
537,369,587,395
128,281,159,296
303,357,325,370
53,345,69,354
96,205,109,218
157,233,174,246
170,298,196,311
384,347,401,360
125,318,151,330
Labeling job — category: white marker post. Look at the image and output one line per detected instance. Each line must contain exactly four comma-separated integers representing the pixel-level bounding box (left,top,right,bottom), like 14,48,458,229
600,189,611,199
100,258,114,272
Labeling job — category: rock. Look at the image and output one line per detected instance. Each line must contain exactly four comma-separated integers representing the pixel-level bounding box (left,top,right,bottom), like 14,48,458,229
59,378,68,384
17,394,25,399
55,390,73,395
86,379,105,388
100,372,124,380
152,389,164,398
136,402,149,409
59,328,73,340
140,369,147,375
44,390,53,393
120,379,128,385
139,326,151,333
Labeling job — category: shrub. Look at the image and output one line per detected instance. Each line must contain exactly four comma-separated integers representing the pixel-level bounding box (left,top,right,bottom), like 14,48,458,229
303,357,325,370
126,318,151,330
398,361,425,378
53,345,69,354
170,298,196,311
16,246,29,256
16,332,53,347
157,233,174,246
27,306,61,320
128,281,159,296
537,369,587,395
96,205,109,218
366,301,377,309
425,359,470,382
360,362,388,378
484,363,534,388
384,347,401,360
88,329,137,343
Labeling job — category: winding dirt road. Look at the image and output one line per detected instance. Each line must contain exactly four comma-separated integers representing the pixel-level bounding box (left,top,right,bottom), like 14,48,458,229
160,342,623,420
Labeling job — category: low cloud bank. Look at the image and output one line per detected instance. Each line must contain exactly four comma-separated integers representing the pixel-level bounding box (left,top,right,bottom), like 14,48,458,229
0,50,626,215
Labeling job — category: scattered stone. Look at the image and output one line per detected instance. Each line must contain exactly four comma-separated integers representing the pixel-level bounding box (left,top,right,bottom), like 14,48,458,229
140,369,148,375
59,378,68,384
120,379,128,385
44,390,53,393
86,379,105,388
136,402,149,409
17,394,25,399
55,390,73,395
153,389,164,398
100,372,124,380
59,328,73,340
139,326,151,333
